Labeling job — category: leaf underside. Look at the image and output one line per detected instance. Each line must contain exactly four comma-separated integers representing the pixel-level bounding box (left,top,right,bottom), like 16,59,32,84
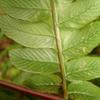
0,0,100,99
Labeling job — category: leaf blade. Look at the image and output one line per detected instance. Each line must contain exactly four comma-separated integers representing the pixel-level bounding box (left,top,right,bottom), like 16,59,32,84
10,48,59,74
62,22,100,60
68,81,100,100
66,57,100,81
60,0,100,28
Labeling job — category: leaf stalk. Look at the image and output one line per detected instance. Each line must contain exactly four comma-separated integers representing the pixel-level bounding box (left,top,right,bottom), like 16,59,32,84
50,0,68,99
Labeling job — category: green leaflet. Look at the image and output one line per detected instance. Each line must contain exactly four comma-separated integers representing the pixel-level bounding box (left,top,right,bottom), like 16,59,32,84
10,48,59,74
66,57,100,81
68,81,100,100
0,16,53,36
62,22,100,60
60,0,100,29
13,72,61,94
24,74,61,94
0,0,51,22
0,16,55,48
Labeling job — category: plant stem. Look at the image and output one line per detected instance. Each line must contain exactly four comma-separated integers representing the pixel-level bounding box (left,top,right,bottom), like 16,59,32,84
50,0,68,99
0,80,62,100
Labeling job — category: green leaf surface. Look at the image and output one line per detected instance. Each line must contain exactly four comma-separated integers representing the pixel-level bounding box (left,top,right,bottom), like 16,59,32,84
62,22,100,60
66,57,100,81
60,0,100,29
13,72,61,94
0,16,55,48
0,0,100,98
0,0,51,22
0,13,100,61
24,74,61,94
10,48,59,74
68,81,100,100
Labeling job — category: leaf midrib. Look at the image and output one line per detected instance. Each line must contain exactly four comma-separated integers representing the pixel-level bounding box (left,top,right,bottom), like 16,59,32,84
50,0,68,99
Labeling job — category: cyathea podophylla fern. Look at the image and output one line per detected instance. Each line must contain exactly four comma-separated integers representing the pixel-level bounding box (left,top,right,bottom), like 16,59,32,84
0,0,100,100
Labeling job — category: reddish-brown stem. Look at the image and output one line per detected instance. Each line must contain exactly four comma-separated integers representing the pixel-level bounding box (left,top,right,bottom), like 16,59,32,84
0,80,63,100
